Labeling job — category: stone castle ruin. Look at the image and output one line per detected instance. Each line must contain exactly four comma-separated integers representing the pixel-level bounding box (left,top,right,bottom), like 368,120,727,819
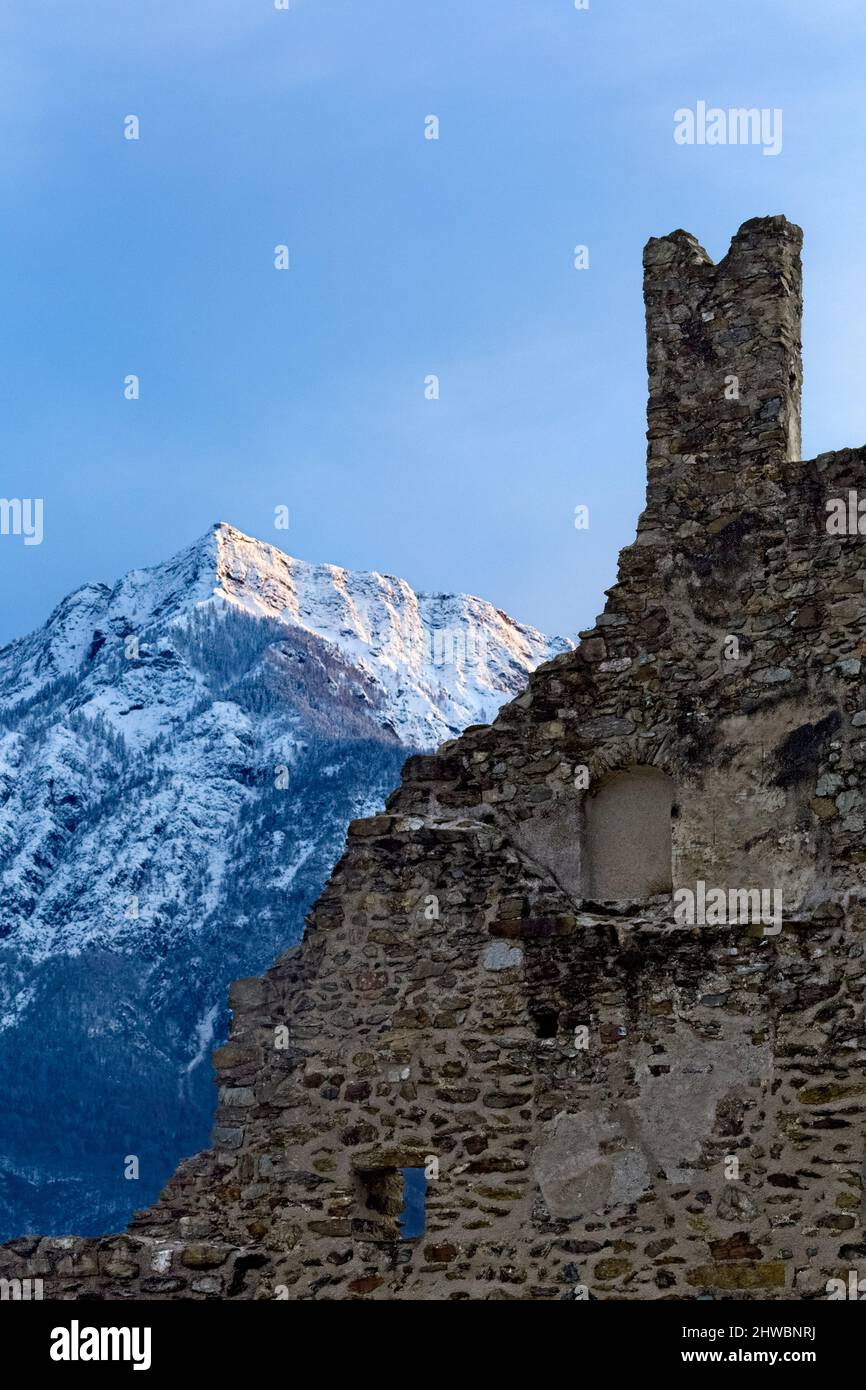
4,215,866,1300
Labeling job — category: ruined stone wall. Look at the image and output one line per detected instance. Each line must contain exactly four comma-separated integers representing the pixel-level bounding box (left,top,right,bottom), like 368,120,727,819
4,216,866,1300
644,215,803,491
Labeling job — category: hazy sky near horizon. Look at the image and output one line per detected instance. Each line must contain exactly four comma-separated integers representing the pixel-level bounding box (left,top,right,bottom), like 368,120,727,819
2,0,866,647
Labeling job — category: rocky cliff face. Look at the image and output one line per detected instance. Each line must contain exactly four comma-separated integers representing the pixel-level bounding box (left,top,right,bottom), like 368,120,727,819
0,523,566,1240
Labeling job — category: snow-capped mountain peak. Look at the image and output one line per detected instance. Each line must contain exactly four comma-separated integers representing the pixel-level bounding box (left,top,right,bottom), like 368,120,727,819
1,522,568,747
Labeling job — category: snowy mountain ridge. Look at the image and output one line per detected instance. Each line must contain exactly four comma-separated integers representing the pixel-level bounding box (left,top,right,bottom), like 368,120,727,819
0,521,565,748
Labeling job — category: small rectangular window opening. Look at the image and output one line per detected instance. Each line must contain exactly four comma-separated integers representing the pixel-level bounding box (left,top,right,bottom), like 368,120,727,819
354,1164,426,1242
398,1167,427,1239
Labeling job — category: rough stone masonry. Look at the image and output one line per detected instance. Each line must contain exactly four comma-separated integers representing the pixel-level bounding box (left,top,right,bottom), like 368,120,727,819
4,215,866,1300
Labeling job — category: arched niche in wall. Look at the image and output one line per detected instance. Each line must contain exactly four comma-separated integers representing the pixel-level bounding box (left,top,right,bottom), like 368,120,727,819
585,765,674,902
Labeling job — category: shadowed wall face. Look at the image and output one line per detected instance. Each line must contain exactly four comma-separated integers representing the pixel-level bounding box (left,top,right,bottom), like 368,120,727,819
585,767,674,901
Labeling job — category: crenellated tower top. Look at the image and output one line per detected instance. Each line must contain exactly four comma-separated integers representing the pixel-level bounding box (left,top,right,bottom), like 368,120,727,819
642,215,803,512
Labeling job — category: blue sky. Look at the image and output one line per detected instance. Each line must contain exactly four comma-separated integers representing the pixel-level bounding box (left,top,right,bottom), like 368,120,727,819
1,0,866,646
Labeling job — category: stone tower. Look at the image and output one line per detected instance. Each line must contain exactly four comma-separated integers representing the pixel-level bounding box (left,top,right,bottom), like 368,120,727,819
5,216,866,1300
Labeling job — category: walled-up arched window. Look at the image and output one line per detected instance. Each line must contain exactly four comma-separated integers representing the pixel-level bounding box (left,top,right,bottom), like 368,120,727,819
585,765,674,902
